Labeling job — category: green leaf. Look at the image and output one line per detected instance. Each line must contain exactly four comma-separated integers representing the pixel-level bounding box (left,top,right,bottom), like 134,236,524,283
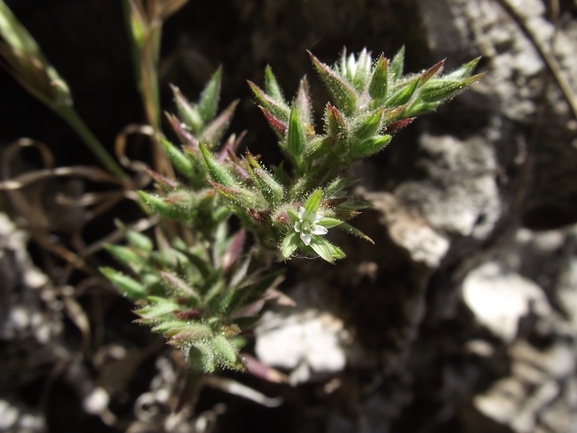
382,104,408,125
151,320,189,334
325,103,347,137
259,106,288,138
135,296,180,320
445,56,481,79
115,222,153,253
304,136,332,159
317,217,343,229
339,222,374,244
210,181,263,210
390,45,405,83
212,205,232,223
198,66,222,125
323,177,356,198
138,191,189,221
171,84,203,133
264,65,285,103
419,59,445,86
141,272,163,292
418,74,485,103
212,335,246,370
159,271,201,302
368,54,388,100
402,101,441,117
351,108,383,140
286,208,300,223
175,248,212,279
248,81,290,122
325,240,347,260
295,76,313,126
215,284,253,315
309,51,358,115
169,323,214,340
253,167,284,205
188,343,216,373
101,267,146,300
304,189,322,214
352,48,371,91
287,106,306,158
199,143,236,187
160,137,195,179
308,236,334,264
326,241,346,260
200,99,239,145
103,243,144,270
279,231,299,261
245,151,284,205
352,134,392,158
385,77,418,107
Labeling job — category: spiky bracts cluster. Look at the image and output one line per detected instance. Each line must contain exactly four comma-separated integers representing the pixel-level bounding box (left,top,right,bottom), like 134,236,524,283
103,69,282,372
103,48,482,373
102,223,282,372
211,47,482,263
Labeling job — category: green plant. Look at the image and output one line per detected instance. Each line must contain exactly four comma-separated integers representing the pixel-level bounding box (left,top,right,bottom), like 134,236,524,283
103,48,483,372
0,0,482,377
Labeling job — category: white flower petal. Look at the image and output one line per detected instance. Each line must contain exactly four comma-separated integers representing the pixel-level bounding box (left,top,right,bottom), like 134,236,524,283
313,213,323,223
294,222,301,232
298,206,307,220
301,232,312,246
311,225,328,235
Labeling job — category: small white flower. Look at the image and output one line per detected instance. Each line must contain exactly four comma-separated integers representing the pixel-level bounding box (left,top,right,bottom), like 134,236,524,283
293,206,328,246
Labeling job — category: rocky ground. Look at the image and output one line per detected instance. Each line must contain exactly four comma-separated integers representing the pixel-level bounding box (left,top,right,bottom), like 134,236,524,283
1,0,577,432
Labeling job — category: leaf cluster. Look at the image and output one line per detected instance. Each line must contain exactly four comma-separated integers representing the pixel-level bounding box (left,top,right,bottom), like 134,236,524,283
102,221,282,372
104,48,482,373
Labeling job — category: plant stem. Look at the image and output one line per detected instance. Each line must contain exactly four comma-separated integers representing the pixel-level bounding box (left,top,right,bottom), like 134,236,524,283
57,104,128,180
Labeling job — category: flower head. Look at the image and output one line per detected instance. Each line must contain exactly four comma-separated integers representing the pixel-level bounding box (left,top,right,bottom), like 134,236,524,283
279,189,346,263
294,206,328,246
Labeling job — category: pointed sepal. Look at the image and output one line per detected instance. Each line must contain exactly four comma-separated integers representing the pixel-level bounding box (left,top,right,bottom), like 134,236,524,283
385,77,419,107
264,65,285,104
325,103,347,136
351,134,392,158
100,267,146,300
199,143,236,187
200,99,239,145
248,81,290,122
246,152,284,205
385,118,415,134
368,54,388,101
419,59,445,86
338,222,374,244
309,51,358,115
171,84,202,134
287,106,306,159
445,56,482,79
418,73,485,103
260,106,288,138
351,108,383,141
160,137,195,179
390,45,405,83
295,76,314,128
198,66,222,125
138,191,192,221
